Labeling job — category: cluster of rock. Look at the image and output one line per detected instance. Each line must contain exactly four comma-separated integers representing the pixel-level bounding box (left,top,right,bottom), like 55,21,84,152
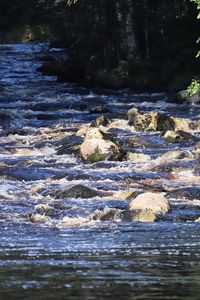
29,105,200,226
62,106,199,164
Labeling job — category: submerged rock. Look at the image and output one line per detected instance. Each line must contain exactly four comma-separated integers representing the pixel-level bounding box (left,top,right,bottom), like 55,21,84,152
128,135,165,149
128,192,170,214
166,187,200,200
126,152,151,162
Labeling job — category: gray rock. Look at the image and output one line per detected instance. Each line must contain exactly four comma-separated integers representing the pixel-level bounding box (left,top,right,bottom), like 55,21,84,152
49,185,98,199
175,90,200,104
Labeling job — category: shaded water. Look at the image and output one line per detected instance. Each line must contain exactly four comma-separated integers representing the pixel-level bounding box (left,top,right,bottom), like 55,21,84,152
0,44,200,299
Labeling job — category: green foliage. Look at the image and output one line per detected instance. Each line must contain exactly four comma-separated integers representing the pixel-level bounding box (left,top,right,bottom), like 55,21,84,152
187,79,200,95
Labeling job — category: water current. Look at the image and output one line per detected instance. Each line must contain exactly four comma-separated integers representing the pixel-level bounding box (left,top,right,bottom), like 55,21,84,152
0,44,200,299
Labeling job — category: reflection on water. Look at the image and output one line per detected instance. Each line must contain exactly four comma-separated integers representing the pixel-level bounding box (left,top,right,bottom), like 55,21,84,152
1,223,200,300
0,44,200,299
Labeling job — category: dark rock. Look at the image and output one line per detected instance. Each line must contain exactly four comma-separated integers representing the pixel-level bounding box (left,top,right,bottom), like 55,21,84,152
89,106,110,114
49,185,98,199
90,115,110,127
163,130,197,143
55,135,83,155
128,135,165,148
175,90,200,104
166,187,200,200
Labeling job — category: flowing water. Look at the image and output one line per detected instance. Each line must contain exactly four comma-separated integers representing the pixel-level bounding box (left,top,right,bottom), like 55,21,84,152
0,44,200,299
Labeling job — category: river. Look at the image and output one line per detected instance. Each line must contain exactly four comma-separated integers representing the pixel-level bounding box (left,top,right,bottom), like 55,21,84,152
0,44,200,300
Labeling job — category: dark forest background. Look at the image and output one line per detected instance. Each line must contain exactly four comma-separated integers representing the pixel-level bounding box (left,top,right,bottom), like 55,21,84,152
0,0,199,91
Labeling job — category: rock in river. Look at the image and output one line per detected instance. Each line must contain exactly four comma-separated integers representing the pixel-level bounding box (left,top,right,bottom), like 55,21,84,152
80,128,124,163
49,185,98,199
128,210,157,223
128,192,171,214
127,108,175,132
175,90,200,104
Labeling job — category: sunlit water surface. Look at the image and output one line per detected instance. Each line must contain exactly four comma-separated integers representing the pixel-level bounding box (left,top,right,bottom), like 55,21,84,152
0,44,200,299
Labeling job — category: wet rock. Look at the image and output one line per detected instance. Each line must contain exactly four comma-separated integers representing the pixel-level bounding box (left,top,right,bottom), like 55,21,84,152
114,190,138,200
128,192,170,214
76,126,88,137
80,128,124,163
81,138,123,163
90,115,110,127
195,217,200,222
166,187,200,200
89,106,110,114
108,120,130,129
155,150,194,163
127,108,175,132
29,214,51,223
151,160,195,173
171,117,191,132
55,134,83,155
50,185,98,199
175,90,200,104
85,128,104,139
126,152,151,162
33,204,61,218
128,210,157,223
128,135,165,148
163,130,197,143
90,207,122,222
58,216,87,228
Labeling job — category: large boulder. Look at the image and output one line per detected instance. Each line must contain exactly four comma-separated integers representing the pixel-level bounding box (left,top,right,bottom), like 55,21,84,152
80,128,124,163
128,192,170,214
81,138,123,163
175,90,200,104
127,108,175,132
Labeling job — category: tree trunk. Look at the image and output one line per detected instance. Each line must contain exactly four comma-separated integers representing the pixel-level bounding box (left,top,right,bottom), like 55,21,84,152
125,0,138,59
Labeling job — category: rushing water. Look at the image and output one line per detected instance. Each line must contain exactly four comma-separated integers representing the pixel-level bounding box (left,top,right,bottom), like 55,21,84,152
0,44,200,299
